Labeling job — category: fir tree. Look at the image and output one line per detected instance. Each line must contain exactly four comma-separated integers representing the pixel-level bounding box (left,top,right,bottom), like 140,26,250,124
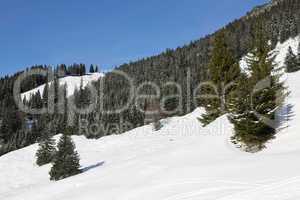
229,21,287,152
285,46,299,73
89,64,95,73
297,41,300,59
79,64,86,76
200,30,240,126
42,81,49,107
49,134,81,181
36,131,56,166
297,41,300,68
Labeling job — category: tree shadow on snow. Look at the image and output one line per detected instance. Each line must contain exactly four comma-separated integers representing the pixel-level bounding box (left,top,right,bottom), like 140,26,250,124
276,103,295,132
81,161,105,173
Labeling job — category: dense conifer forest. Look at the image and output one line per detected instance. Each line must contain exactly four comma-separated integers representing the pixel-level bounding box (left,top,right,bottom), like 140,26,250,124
0,0,300,155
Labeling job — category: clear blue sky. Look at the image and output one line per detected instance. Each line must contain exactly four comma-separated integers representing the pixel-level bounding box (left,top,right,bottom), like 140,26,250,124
0,0,269,76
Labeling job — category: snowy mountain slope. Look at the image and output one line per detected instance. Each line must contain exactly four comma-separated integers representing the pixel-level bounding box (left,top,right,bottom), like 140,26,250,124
21,72,104,99
240,35,300,75
1,37,300,200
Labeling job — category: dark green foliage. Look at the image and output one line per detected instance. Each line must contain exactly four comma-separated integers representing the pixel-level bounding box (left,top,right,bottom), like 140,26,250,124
89,65,95,73
0,64,88,156
297,41,300,59
285,45,300,73
36,133,56,166
285,46,299,72
65,63,86,76
228,76,276,152
1,0,300,156
229,21,287,152
200,31,241,126
49,134,81,181
0,110,24,143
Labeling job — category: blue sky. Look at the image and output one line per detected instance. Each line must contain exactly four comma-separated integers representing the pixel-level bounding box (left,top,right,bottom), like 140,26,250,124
0,0,269,76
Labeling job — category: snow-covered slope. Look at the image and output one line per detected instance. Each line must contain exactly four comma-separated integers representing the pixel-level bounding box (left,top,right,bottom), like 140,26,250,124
240,35,300,75
21,73,104,99
1,37,300,200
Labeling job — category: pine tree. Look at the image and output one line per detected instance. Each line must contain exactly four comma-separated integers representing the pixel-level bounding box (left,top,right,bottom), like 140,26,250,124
200,30,240,126
49,134,81,181
79,64,86,76
285,46,299,73
297,41,300,67
229,21,287,152
36,131,56,166
56,84,69,133
89,64,95,73
42,81,49,107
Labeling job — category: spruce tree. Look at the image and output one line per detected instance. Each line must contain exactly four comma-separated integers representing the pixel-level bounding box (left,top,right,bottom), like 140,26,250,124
42,81,49,107
297,41,300,68
36,131,56,166
297,41,300,59
89,64,95,73
229,21,287,152
285,46,299,73
200,30,240,126
49,134,81,181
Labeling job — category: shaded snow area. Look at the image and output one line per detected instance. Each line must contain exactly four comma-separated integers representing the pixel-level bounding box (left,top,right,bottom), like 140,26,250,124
21,72,104,99
1,38,300,199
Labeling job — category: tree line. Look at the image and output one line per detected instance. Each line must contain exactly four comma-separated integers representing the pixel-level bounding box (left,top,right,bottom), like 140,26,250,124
0,0,299,156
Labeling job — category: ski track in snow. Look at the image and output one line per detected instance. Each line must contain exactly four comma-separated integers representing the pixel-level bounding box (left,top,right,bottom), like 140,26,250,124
1,37,300,199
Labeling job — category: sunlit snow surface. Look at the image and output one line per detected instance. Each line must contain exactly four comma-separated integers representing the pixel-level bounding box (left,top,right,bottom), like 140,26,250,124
240,36,300,76
21,72,104,99
1,38,300,199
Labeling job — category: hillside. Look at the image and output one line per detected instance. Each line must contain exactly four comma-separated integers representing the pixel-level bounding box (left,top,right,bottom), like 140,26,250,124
1,37,300,200
1,0,300,156
21,72,104,99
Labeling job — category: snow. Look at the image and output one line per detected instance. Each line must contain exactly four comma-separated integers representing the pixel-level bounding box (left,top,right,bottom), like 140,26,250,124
240,35,300,75
21,73,104,99
1,38,300,199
